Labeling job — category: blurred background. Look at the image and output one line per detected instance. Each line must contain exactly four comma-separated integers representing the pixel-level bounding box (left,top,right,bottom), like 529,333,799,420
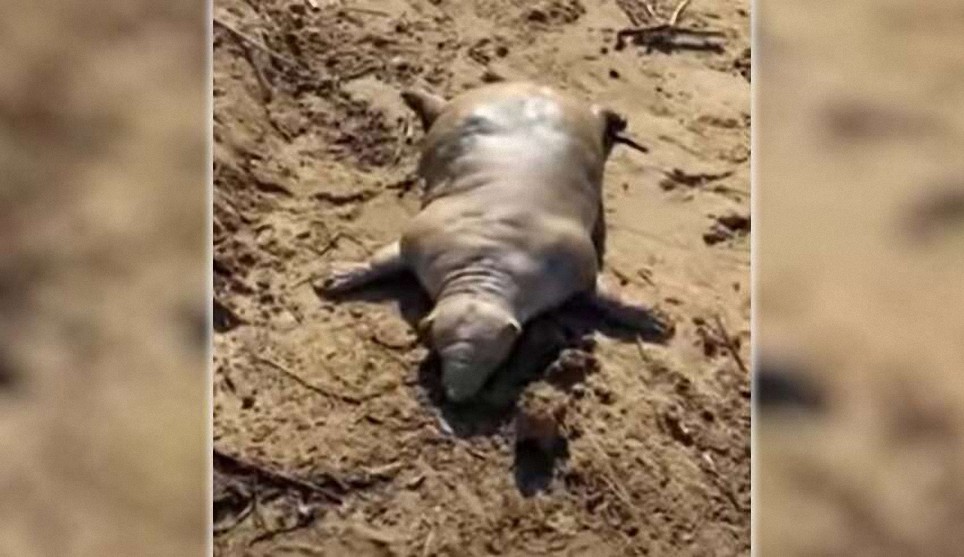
756,0,964,555
0,0,208,555
2,0,962,553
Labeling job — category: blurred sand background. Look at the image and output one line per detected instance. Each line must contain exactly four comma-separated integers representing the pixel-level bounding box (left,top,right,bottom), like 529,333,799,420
756,0,964,554
1,0,961,554
0,0,208,555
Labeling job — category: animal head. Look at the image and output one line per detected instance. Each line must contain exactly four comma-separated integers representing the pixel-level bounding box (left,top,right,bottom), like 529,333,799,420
418,297,522,403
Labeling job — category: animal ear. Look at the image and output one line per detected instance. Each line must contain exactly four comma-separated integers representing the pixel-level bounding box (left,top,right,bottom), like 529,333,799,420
400,88,448,130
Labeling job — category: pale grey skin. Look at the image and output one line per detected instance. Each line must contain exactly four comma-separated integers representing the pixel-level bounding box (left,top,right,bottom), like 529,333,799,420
322,82,661,402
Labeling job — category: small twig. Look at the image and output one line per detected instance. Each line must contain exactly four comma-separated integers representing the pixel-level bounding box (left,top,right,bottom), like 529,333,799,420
615,0,656,25
668,0,692,26
583,433,643,523
392,119,411,165
369,332,419,352
636,268,656,287
290,273,319,289
712,184,749,198
248,507,316,546
611,266,635,286
385,174,420,197
634,335,649,366
289,231,352,287
214,448,343,503
213,16,302,69
640,0,659,20
614,0,724,53
616,24,723,45
711,315,748,374
311,231,345,258
251,353,363,404
613,133,650,154
341,6,392,17
240,41,274,104
339,61,380,82
421,528,436,557
326,230,368,252
464,445,489,461
213,498,254,536
251,478,267,530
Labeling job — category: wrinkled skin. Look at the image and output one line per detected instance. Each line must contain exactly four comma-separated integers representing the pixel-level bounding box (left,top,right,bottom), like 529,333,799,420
321,82,667,402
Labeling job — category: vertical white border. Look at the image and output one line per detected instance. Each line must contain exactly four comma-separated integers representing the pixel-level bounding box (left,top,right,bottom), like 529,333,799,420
749,0,758,553
206,0,215,553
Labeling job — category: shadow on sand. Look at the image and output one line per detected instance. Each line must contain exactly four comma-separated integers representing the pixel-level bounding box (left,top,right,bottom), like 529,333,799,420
317,272,673,496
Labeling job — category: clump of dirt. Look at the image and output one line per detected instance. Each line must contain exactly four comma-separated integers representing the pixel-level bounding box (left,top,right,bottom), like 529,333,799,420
703,211,750,245
213,0,749,554
546,346,599,389
734,47,751,82
524,0,586,26
514,382,571,495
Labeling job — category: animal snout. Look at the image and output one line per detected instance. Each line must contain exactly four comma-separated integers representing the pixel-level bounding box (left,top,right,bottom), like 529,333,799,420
440,354,491,403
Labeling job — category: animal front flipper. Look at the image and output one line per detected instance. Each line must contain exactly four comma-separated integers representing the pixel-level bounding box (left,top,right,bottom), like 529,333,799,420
319,241,406,295
586,276,674,341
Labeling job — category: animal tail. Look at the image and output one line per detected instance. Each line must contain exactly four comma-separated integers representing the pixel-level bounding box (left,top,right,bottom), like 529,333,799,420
612,133,650,154
602,109,649,154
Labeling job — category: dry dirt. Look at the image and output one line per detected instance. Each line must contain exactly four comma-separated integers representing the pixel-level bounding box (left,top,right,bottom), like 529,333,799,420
756,0,964,555
212,0,750,555
0,0,207,554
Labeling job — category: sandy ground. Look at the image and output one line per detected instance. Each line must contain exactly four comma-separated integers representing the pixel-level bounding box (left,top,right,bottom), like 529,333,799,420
756,0,964,555
213,0,749,555
0,0,207,555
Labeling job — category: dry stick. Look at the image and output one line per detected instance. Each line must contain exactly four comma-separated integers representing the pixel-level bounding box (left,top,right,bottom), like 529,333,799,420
616,0,722,50
586,435,642,523
668,0,693,26
634,335,649,364
639,0,659,20
712,184,749,198
214,448,344,503
615,0,648,25
232,35,277,110
249,512,315,546
213,498,255,536
636,268,656,287
421,528,436,557
712,315,748,374
250,477,267,530
213,16,301,69
290,231,358,287
243,42,275,103
312,231,347,258
341,6,392,17
251,353,363,404
392,119,412,165
613,133,650,154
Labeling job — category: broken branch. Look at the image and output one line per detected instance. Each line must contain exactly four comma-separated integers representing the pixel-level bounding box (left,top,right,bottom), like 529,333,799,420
712,315,748,375
250,353,363,404
214,448,343,503
213,16,302,69
668,0,693,27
